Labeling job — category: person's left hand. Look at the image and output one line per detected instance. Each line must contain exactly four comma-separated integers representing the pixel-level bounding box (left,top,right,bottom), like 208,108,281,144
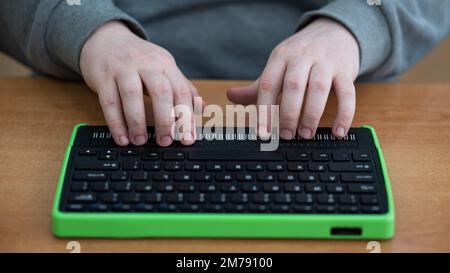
227,18,360,140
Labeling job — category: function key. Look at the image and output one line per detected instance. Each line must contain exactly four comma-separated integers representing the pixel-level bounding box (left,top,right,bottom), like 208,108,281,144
267,163,284,171
99,150,118,160
348,184,377,194
341,173,374,183
78,148,97,156
312,152,329,162
205,163,222,171
226,163,243,171
185,162,202,171
286,152,309,161
72,171,107,181
332,152,350,162
121,148,139,156
246,163,264,171
162,151,185,160
75,161,119,170
329,163,373,172
353,151,371,162
142,151,159,160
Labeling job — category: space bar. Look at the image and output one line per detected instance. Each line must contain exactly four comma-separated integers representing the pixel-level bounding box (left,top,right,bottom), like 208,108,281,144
189,151,283,161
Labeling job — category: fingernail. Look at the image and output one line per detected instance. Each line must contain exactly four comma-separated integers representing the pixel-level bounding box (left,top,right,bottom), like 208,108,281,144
134,135,147,145
119,136,129,146
280,129,293,140
300,127,312,139
183,133,194,141
259,126,270,140
336,127,345,138
160,136,173,147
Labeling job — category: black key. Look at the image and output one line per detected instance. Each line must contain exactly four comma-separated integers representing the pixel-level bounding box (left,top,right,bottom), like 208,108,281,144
286,152,309,161
158,203,177,212
70,182,89,192
156,184,175,192
236,173,254,182
317,194,336,204
278,173,295,182
142,151,159,160
339,205,359,213
166,193,184,203
162,151,185,160
79,148,96,156
68,193,96,203
284,184,301,193
257,173,275,182
99,193,119,203
110,171,128,181
123,160,140,171
205,163,222,171
341,173,374,183
143,161,161,171
248,205,269,212
253,193,270,204
326,184,345,193
203,204,223,212
179,204,200,212
174,173,191,182
92,182,110,192
66,204,85,211
293,205,313,213
226,163,243,171
220,184,238,193
178,184,195,192
267,163,284,172
135,203,155,211
132,171,149,181
353,151,371,162
75,161,119,170
199,184,217,193
339,194,358,205
210,193,227,204
348,184,377,194
316,205,336,213
144,193,162,203
114,182,132,192
295,194,314,204
224,204,245,212
164,161,182,171
215,173,233,182
195,173,212,182
242,184,259,193
89,203,108,212
112,203,132,211
135,183,153,192
362,205,381,213
361,195,379,205
319,173,339,183
329,163,373,172
299,173,316,182
305,184,323,193
312,152,329,162
332,152,350,162
121,148,139,156
99,150,118,160
287,163,305,172
188,193,206,203
230,193,249,204
262,183,281,192
185,162,202,171
72,171,107,181
153,172,170,181
120,193,141,203
246,163,264,171
274,194,292,204
270,205,290,212
308,163,327,172
189,151,282,161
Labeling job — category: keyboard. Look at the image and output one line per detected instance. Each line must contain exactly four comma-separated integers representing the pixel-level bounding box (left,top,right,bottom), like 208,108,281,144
52,124,395,239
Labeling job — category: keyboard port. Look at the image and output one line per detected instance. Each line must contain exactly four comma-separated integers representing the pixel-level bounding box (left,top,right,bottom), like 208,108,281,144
331,227,362,236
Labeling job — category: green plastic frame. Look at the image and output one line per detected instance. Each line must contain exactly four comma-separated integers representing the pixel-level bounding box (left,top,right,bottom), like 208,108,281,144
52,124,395,239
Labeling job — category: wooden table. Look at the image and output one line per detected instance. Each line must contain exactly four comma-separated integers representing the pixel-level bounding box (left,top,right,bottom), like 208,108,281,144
0,77,449,252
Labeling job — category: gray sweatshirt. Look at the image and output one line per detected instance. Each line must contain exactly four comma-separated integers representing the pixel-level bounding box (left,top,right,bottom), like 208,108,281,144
0,0,449,80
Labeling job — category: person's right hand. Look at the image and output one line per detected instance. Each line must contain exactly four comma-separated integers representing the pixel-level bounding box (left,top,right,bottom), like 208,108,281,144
80,20,198,147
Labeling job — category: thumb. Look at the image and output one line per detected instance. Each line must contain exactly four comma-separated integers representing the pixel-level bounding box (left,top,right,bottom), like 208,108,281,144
226,80,259,105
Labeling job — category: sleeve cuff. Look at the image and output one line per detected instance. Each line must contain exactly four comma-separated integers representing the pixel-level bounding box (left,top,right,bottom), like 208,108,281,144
297,0,391,76
45,0,148,76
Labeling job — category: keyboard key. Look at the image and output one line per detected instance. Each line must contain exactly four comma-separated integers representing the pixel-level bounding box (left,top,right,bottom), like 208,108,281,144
361,195,379,205
286,152,309,161
99,193,119,203
242,184,259,193
274,194,292,204
257,173,275,182
143,161,161,171
287,163,305,172
120,193,141,203
215,174,233,182
253,193,270,204
284,184,301,193
308,163,327,172
267,163,284,171
99,150,118,160
132,171,149,181
78,148,96,156
70,182,89,192
185,162,202,171
326,185,345,193
236,173,254,182
339,194,358,205
135,203,155,211
278,173,296,182
153,173,170,181
246,163,264,171
199,184,217,193
341,173,374,183
91,182,110,192
178,184,195,192
263,183,281,192
66,204,85,211
317,194,336,204
329,163,373,172
205,163,222,171
295,194,313,204
316,205,336,213
188,193,206,203
114,182,132,192
319,173,339,183
348,184,377,194
305,184,323,193
121,149,139,156
299,173,317,182
195,174,212,182
68,193,96,203
72,171,107,181
144,193,162,203
230,193,249,204
112,203,132,211
210,193,227,204
362,205,381,213
220,184,238,193
353,151,371,162
227,163,243,171
75,161,119,170
156,184,175,192
162,151,185,160
142,151,159,160
312,152,329,162
164,161,181,171
174,173,191,182
166,193,184,203
339,205,359,213
293,205,313,213
332,152,350,162
110,171,128,181
123,160,140,171
135,183,153,192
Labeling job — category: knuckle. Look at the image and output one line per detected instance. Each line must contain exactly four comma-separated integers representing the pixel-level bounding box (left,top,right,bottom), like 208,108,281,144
151,83,171,98
100,94,119,107
338,110,355,122
285,78,301,91
303,110,322,122
309,79,329,93
259,78,275,92
120,85,140,98
272,44,287,57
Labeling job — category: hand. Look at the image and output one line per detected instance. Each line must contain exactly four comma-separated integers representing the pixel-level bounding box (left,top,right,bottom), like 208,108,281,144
80,21,199,147
227,18,360,139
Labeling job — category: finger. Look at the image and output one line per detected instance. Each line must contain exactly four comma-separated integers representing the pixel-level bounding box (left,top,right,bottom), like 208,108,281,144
257,57,286,138
140,70,175,147
226,80,259,105
299,64,333,139
97,81,129,146
332,74,356,138
116,72,148,146
279,61,310,140
165,68,195,145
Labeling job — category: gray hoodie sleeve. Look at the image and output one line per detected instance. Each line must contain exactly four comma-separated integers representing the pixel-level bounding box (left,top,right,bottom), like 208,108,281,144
0,0,148,79
298,0,450,81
